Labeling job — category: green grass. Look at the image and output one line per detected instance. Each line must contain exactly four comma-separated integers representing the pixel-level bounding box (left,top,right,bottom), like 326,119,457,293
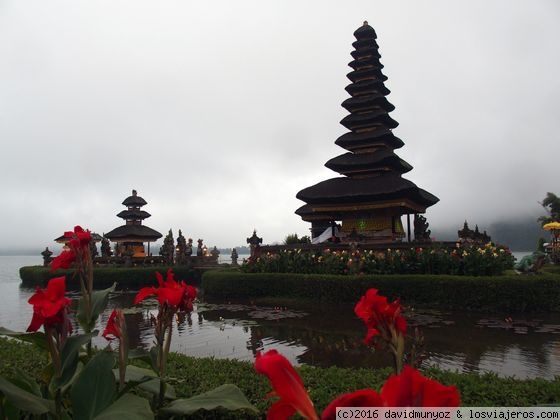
1,337,559,416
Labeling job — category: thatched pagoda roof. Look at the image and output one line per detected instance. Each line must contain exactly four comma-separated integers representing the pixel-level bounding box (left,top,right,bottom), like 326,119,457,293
295,21,439,229
116,209,151,220
104,225,162,241
296,174,438,207
325,150,413,175
122,190,147,207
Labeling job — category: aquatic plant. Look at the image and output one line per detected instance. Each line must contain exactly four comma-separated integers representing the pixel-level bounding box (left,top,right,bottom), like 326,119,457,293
0,225,256,419
255,289,460,419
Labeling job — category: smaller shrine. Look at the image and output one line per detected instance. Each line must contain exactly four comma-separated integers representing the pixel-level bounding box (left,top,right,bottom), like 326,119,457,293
105,190,162,257
457,221,491,244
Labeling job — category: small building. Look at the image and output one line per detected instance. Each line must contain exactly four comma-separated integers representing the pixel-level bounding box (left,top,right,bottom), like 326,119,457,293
295,22,438,243
105,190,162,257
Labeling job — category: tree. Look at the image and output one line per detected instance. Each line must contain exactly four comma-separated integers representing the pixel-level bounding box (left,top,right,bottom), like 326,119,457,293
159,229,174,264
538,192,560,226
284,234,311,245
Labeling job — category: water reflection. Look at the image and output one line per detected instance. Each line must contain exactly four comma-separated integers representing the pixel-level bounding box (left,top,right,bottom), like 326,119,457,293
88,293,560,379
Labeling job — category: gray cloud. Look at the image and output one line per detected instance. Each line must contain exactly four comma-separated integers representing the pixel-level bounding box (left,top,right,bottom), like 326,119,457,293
1,0,558,251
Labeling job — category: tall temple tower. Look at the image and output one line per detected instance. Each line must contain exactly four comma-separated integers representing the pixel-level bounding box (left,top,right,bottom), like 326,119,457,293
105,190,162,257
296,22,438,242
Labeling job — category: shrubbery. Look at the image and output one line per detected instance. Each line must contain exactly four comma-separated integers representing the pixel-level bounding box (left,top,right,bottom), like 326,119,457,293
241,244,514,276
202,270,560,311
19,265,200,288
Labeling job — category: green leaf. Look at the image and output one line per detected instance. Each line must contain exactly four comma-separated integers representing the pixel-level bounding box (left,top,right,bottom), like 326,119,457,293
0,376,55,415
91,284,117,322
149,346,159,374
1,394,21,419
0,327,48,352
53,333,92,389
77,283,116,331
113,366,175,399
93,393,152,420
10,368,42,397
139,378,176,400
120,365,156,381
70,351,117,420
159,384,258,416
127,348,150,361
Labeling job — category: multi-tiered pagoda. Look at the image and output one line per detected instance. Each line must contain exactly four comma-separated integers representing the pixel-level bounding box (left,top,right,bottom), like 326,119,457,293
296,21,438,243
105,190,162,257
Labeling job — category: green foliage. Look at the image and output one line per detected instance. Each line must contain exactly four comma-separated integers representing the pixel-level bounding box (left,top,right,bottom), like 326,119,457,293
1,338,559,411
539,192,560,225
202,270,560,312
284,233,311,245
160,384,258,416
242,245,514,276
19,265,200,288
70,351,117,420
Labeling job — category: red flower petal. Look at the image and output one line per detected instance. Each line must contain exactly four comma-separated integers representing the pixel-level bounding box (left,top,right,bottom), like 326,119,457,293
355,288,407,345
27,311,46,332
157,286,184,307
380,365,460,407
26,276,71,332
321,389,383,420
134,287,156,304
51,250,76,272
255,350,317,420
102,309,122,340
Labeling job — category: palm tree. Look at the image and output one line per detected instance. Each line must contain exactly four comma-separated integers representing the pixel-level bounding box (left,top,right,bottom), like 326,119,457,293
538,192,560,226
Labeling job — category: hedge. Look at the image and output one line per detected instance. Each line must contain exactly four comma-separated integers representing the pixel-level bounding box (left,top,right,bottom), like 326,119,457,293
202,269,560,312
1,337,559,413
19,265,203,289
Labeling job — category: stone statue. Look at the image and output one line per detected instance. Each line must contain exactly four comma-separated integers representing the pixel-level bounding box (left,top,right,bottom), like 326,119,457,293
41,247,53,267
89,240,99,259
414,214,432,242
231,248,239,266
100,236,112,258
186,238,193,256
176,230,187,265
160,229,175,265
246,230,263,260
211,246,220,259
197,239,204,257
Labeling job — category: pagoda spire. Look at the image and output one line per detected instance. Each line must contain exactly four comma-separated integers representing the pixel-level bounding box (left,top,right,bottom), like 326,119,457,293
105,189,162,257
295,22,438,242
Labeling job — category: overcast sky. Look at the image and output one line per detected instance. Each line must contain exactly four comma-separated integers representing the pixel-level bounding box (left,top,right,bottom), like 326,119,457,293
1,0,559,251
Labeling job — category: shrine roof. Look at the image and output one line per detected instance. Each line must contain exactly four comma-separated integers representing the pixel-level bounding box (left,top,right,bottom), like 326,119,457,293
105,225,162,241
122,189,147,207
335,128,404,150
353,22,377,40
116,209,151,220
296,174,439,207
325,150,413,175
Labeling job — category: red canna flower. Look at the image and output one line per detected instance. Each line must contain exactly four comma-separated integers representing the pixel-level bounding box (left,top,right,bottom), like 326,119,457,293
321,389,382,420
380,365,460,406
320,366,459,419
255,349,318,420
50,250,76,272
102,309,124,340
134,269,196,311
27,276,72,332
50,225,92,272
355,288,407,346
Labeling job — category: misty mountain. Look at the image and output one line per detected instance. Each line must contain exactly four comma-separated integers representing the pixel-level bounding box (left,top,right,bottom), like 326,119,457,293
432,216,545,251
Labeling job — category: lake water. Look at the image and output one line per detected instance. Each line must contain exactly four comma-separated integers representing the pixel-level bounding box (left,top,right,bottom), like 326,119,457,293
3,254,560,379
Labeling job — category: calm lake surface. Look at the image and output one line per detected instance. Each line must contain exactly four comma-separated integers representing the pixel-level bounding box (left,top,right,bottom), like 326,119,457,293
3,254,560,379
